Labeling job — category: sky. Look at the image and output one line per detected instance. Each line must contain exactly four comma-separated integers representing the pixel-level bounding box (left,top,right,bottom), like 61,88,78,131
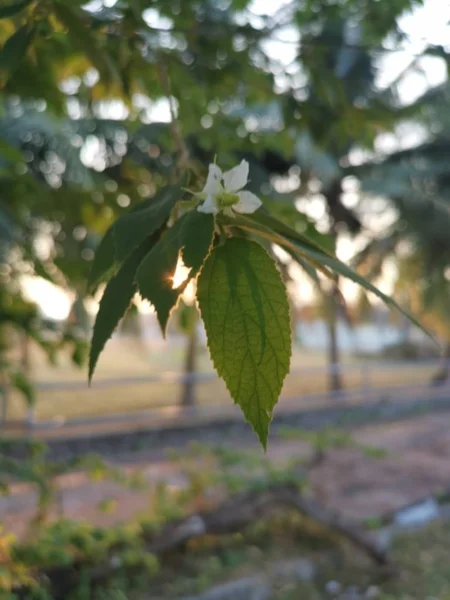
22,0,450,319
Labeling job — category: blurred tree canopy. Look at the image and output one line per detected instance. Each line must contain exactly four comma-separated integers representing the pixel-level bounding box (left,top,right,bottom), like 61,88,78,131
0,0,449,345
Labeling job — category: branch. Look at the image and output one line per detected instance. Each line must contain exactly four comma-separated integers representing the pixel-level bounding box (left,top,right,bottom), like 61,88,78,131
24,484,389,599
145,484,388,564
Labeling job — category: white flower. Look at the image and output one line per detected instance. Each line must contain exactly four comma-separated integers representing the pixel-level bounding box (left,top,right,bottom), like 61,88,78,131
197,160,262,217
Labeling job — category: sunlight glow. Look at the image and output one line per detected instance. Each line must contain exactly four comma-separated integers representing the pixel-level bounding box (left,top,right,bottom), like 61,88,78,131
21,276,72,321
171,256,196,304
172,256,191,289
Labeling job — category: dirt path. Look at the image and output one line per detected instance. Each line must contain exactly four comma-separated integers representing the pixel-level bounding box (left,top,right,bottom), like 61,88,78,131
3,412,450,537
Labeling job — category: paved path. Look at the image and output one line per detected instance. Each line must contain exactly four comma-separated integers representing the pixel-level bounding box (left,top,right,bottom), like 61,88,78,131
3,412,450,537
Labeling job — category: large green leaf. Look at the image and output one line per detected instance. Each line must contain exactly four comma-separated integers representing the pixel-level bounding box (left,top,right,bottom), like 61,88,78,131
0,26,34,81
88,185,181,291
137,210,215,335
197,238,291,448
0,0,32,19
89,238,157,383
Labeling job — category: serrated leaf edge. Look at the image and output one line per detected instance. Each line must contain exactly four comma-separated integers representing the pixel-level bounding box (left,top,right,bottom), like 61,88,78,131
196,239,292,450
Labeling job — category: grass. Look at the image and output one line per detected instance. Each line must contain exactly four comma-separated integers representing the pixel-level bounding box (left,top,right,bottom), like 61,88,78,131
288,519,450,600
6,337,436,422
150,519,450,599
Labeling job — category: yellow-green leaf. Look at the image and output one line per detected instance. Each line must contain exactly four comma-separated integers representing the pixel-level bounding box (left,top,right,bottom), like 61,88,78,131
197,238,291,449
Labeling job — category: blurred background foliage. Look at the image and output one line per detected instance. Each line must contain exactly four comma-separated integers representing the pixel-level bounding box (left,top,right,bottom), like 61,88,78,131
0,0,449,389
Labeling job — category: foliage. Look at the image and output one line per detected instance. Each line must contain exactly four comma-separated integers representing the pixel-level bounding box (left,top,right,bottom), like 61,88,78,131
197,238,291,447
0,432,380,598
0,439,147,531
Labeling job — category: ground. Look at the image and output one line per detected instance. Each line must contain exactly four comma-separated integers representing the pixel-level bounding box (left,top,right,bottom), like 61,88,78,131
3,412,450,536
4,412,450,598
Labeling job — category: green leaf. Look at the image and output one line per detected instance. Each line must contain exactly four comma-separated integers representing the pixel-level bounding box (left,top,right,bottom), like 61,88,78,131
11,371,35,407
88,185,181,291
259,208,335,254
197,238,291,448
0,26,34,81
0,138,23,163
52,2,118,87
240,209,335,255
137,210,215,335
89,238,157,383
114,187,180,264
0,0,32,19
226,210,434,342
223,211,334,277
88,228,116,291
287,242,435,342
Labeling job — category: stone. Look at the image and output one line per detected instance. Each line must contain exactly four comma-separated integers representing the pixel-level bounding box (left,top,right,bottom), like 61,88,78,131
365,586,380,599
325,580,342,595
182,576,271,600
271,558,316,582
373,527,394,551
394,498,440,528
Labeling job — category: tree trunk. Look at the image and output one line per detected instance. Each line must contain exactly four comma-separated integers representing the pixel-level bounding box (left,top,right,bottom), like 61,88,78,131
0,381,8,427
431,341,450,386
20,331,30,373
181,325,197,408
326,283,343,393
322,179,349,395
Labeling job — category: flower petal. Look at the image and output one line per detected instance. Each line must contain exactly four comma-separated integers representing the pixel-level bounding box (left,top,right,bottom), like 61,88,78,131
233,191,262,214
222,159,249,192
198,195,219,214
202,164,223,195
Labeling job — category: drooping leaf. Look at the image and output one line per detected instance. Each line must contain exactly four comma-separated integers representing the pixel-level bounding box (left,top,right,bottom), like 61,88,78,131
241,209,335,255
89,237,158,382
137,210,215,335
0,0,32,19
286,241,436,343
113,186,181,264
197,238,291,448
224,211,334,277
88,185,181,291
0,26,34,82
228,211,434,342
